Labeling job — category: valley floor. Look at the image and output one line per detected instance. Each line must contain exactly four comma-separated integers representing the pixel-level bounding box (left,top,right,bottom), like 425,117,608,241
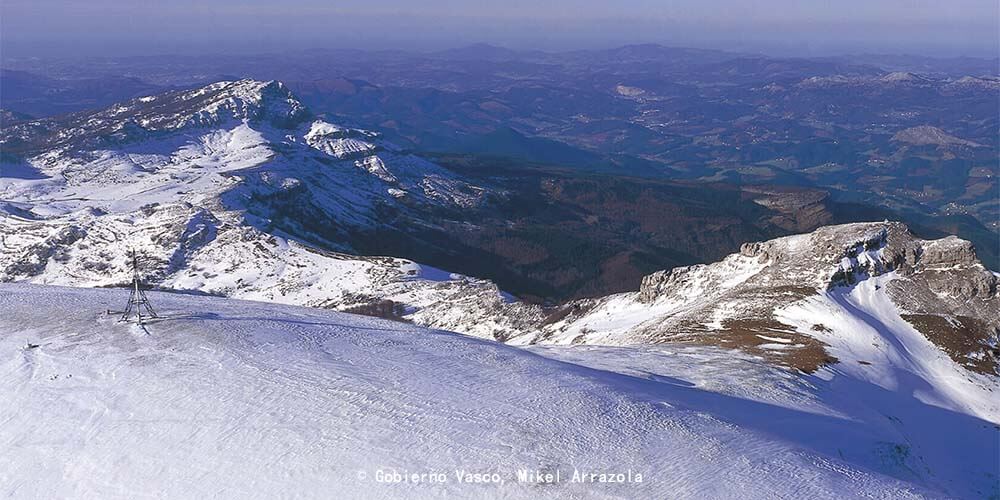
0,284,996,499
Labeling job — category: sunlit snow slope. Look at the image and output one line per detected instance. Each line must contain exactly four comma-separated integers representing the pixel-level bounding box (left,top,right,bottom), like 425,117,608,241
2,284,997,499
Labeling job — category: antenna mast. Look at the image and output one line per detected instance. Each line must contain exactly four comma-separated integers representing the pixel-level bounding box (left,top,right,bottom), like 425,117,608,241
121,248,158,324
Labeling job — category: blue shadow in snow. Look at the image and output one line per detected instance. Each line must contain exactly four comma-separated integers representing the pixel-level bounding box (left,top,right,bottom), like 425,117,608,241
1,161,48,180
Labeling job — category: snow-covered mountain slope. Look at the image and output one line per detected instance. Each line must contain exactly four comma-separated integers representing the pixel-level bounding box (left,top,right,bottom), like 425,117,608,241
3,284,997,499
527,223,997,360
0,80,537,338
0,80,489,218
524,222,1000,423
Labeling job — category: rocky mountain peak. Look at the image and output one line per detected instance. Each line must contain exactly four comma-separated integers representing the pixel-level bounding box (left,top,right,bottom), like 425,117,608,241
0,79,312,154
891,125,982,147
879,71,925,83
122,79,311,131
727,221,990,294
547,221,998,375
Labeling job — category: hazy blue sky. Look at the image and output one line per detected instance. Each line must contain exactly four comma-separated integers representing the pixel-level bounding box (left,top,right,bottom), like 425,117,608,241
2,0,997,57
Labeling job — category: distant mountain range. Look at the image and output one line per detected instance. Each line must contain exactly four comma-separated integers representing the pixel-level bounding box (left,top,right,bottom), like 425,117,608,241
3,47,997,256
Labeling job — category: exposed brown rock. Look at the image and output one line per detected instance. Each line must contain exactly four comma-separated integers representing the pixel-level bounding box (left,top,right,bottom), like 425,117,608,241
667,318,838,374
902,314,999,375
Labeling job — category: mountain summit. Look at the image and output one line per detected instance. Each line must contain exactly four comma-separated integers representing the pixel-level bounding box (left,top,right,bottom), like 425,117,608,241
2,80,311,154
525,222,999,378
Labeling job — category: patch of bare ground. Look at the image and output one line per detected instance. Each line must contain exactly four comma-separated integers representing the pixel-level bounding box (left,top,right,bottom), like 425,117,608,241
540,301,595,327
341,299,411,323
902,314,999,375
764,285,820,297
727,285,819,303
669,318,838,374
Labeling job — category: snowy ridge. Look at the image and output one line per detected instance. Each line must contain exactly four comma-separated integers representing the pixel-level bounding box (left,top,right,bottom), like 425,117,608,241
524,221,999,410
305,120,380,160
776,275,996,419
1,80,310,153
795,72,998,93
0,80,525,338
0,201,538,340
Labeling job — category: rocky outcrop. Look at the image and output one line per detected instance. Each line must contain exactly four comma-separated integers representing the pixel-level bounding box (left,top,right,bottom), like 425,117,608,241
639,267,688,303
531,221,999,375
0,80,313,154
892,125,982,147
1,225,86,280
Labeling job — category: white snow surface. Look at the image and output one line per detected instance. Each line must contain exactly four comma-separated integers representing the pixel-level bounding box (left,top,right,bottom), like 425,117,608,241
3,284,997,499
775,274,999,421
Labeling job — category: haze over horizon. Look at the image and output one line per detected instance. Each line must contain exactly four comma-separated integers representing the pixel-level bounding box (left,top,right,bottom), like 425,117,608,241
2,0,998,59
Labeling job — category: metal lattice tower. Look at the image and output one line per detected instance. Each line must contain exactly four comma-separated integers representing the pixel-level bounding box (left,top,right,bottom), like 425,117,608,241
121,248,158,324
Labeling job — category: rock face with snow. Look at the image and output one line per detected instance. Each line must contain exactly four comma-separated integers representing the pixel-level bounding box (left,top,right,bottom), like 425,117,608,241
526,222,999,378
795,71,985,91
891,125,982,147
0,80,539,339
1,80,309,152
942,75,1000,93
